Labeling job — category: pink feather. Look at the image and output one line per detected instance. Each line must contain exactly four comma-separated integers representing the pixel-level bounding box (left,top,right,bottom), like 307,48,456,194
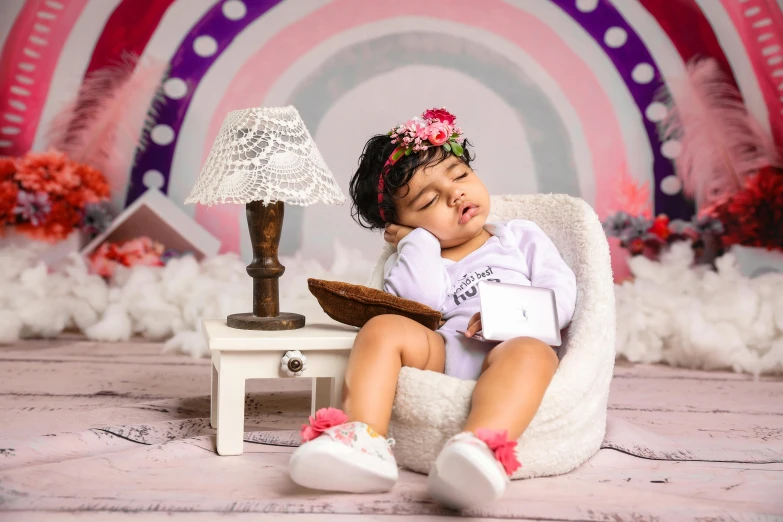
613,161,652,218
657,57,781,209
45,54,168,211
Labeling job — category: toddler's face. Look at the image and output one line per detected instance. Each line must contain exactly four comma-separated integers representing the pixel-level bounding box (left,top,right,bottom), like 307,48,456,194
392,155,490,248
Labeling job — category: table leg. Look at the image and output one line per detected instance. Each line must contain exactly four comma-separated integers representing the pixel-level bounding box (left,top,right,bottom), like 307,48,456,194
312,377,332,415
331,368,345,411
216,364,246,456
210,361,218,429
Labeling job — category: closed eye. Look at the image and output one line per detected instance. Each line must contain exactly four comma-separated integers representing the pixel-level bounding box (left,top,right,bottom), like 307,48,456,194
455,173,468,180
421,195,437,210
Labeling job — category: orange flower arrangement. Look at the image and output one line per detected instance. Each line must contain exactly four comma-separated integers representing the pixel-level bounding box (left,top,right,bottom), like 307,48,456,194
0,150,110,242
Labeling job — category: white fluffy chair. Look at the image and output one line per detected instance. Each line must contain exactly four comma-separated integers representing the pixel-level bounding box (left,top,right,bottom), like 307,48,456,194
367,194,616,478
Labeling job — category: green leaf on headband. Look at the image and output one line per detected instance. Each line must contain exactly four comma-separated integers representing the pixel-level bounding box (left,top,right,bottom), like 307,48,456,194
392,148,405,161
442,142,452,152
404,148,412,156
451,141,464,156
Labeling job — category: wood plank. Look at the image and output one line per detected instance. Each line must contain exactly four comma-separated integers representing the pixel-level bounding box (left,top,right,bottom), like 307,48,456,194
1,337,782,519
0,391,310,440
0,440,780,520
613,360,783,382
2,513,467,522
610,409,783,442
608,373,783,416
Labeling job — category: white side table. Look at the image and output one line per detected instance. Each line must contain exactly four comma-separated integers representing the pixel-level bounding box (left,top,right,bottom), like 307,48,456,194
202,319,358,456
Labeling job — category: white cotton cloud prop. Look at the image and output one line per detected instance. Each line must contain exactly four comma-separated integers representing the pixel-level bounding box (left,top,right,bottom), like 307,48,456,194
614,242,783,375
2,239,781,374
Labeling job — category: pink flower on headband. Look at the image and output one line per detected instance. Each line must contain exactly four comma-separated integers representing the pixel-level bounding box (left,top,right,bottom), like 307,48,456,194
379,107,465,221
387,108,463,156
423,108,456,125
427,122,452,146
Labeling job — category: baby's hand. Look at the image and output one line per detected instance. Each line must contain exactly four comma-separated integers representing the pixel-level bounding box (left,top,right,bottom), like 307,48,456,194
465,312,482,338
383,223,415,247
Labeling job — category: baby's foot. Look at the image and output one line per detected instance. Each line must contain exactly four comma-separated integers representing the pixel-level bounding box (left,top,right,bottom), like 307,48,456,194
289,408,398,493
427,429,521,509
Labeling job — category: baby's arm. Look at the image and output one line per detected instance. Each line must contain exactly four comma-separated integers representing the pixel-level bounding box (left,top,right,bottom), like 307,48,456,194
383,228,448,310
513,220,577,329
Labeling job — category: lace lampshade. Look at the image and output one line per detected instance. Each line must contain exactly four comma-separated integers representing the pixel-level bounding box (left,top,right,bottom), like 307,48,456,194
185,106,345,206
185,106,345,331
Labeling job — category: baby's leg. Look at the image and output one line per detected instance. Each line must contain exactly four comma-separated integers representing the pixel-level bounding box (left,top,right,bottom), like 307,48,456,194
343,315,446,436
290,315,444,493
464,337,558,438
428,337,557,509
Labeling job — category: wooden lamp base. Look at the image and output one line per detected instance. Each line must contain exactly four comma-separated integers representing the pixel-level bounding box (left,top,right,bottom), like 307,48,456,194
227,200,305,331
227,312,305,330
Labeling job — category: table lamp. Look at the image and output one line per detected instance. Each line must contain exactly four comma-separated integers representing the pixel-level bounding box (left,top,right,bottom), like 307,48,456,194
185,106,346,330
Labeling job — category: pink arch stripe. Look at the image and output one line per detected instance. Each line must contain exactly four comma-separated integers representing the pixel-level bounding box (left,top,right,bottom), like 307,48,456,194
0,0,89,156
196,0,630,253
720,0,783,147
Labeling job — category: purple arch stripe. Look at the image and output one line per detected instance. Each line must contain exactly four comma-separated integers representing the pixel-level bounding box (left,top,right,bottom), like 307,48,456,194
552,0,694,219
127,0,692,219
125,0,282,206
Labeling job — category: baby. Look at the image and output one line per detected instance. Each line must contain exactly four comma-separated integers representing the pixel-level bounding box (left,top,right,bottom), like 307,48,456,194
289,108,576,509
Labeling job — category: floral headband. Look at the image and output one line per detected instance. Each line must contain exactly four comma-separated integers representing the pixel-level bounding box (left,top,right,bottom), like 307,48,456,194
377,107,465,222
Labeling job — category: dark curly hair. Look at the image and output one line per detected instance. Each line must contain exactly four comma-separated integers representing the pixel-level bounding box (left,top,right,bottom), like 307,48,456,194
348,135,475,230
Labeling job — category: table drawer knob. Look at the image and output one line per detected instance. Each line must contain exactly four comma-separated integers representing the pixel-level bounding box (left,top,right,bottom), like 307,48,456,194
281,350,307,377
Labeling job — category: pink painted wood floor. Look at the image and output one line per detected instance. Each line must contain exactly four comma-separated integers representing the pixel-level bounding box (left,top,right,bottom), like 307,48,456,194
0,336,781,521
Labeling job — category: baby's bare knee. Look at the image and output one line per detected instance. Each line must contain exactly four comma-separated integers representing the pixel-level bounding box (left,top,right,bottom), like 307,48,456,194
362,314,407,334
355,315,412,352
487,337,559,371
355,314,443,371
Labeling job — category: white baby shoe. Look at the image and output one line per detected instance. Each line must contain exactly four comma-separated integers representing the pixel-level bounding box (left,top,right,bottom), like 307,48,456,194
427,430,520,510
289,408,398,493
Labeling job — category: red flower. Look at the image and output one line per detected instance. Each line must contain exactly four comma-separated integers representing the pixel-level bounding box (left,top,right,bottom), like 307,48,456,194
707,166,783,251
475,428,521,476
422,107,456,125
17,199,81,242
88,237,166,277
0,156,15,182
648,214,671,240
628,237,645,255
300,407,348,442
0,179,18,231
14,150,71,195
7,150,111,242
73,162,110,201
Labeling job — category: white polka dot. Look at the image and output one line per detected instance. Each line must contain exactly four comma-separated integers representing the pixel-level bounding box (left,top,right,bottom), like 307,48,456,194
222,0,246,20
163,78,188,99
660,175,683,195
632,63,655,84
150,124,175,146
604,27,627,48
645,102,667,122
576,0,598,12
661,140,682,159
142,170,165,189
193,35,218,57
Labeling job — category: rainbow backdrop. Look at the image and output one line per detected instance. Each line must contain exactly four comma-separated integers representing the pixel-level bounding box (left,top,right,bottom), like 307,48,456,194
1,0,781,261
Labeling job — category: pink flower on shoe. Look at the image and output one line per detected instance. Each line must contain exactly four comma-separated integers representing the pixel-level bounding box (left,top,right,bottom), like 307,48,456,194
300,407,348,442
475,428,521,476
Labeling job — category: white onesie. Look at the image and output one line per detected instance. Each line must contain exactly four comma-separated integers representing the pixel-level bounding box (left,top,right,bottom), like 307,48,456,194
383,219,577,380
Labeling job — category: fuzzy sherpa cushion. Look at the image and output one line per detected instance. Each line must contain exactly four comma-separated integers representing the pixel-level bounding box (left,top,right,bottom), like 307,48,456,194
367,194,616,479
307,278,442,330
